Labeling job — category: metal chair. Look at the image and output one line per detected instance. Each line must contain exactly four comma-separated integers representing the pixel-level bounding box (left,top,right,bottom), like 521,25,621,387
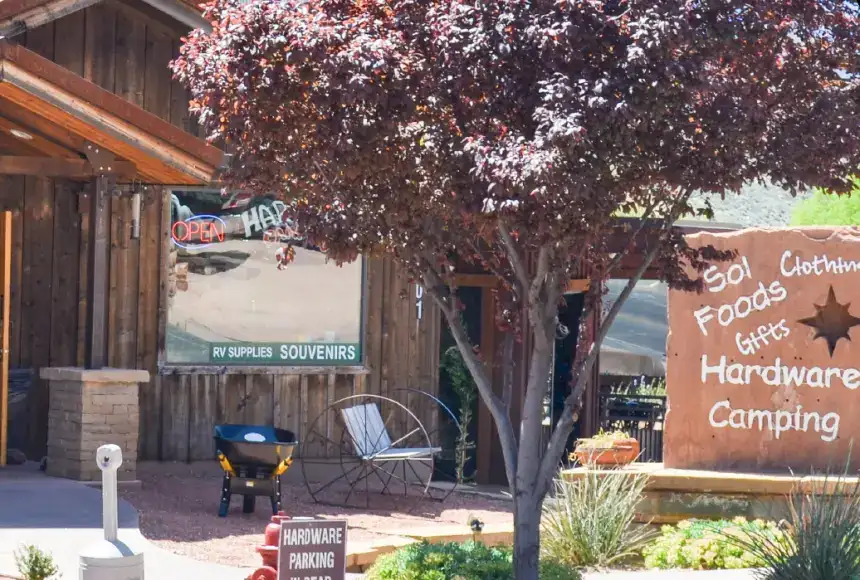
301,394,448,508
341,403,441,463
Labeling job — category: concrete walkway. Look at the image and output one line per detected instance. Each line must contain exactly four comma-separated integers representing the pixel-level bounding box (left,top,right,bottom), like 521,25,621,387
0,462,369,579
0,463,253,579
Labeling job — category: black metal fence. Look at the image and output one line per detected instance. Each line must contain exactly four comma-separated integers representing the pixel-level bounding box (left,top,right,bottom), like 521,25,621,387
597,392,666,462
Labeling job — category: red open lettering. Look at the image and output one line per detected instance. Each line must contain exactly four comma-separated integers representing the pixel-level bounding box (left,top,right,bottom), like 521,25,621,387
172,218,225,245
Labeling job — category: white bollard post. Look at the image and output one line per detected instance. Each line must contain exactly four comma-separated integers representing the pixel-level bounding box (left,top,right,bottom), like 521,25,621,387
100,445,120,542
79,444,145,580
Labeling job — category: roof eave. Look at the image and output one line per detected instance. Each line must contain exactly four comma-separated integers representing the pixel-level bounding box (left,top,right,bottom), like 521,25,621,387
0,42,224,185
137,0,210,32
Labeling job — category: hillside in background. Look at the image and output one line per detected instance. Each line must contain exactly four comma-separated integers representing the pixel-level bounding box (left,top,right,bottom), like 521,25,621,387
688,181,812,228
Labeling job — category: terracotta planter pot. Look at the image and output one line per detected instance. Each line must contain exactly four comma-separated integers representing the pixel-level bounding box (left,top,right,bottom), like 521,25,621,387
573,437,640,466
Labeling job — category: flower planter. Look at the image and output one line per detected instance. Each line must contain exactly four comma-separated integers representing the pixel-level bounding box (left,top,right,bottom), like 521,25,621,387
573,437,640,466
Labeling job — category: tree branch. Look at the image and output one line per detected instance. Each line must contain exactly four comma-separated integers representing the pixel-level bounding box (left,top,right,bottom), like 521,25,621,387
501,332,515,411
464,236,513,296
528,245,551,316
542,270,563,323
498,221,529,297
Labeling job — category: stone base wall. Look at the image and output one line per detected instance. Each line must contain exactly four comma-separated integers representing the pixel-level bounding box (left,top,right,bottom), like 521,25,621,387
42,368,149,481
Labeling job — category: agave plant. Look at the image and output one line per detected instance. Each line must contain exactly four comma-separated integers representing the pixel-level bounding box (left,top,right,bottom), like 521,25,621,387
724,461,860,580
541,469,653,568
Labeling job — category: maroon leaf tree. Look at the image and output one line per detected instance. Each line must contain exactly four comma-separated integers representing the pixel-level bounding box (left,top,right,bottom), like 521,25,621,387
174,1,859,577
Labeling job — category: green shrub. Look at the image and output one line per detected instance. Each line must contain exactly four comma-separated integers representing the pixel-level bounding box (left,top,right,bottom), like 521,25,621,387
541,470,652,568
725,469,860,580
642,517,780,570
366,540,580,580
15,544,59,580
790,178,860,226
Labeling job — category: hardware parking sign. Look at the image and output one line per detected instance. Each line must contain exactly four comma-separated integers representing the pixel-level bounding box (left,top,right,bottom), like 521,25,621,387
278,519,347,580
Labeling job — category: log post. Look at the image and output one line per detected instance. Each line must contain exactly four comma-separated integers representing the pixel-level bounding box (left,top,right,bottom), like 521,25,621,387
84,174,112,369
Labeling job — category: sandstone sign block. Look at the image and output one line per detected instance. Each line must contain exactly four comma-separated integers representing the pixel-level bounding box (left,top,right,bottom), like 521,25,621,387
666,227,860,472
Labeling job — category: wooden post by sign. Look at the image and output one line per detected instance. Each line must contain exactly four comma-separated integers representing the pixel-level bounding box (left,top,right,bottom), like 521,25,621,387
85,175,111,369
278,519,346,580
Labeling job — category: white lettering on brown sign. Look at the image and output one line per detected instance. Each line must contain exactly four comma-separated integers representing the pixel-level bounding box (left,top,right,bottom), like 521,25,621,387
278,520,347,580
665,228,860,471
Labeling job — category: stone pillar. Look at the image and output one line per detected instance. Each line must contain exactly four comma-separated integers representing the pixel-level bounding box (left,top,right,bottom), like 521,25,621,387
41,367,150,481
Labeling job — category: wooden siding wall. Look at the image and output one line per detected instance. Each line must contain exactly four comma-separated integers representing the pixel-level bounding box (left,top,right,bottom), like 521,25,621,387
0,176,162,457
0,177,80,457
9,0,199,459
23,0,198,135
143,245,443,461
20,0,196,378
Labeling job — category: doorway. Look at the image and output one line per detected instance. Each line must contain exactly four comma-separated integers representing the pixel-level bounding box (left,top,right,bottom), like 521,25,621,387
435,286,482,483
546,292,586,457
435,285,593,486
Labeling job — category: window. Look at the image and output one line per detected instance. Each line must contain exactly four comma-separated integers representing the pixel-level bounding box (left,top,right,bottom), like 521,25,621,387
600,279,668,378
165,190,363,366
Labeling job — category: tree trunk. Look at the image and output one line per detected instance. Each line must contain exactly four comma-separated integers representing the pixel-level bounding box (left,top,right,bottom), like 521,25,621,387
513,489,542,580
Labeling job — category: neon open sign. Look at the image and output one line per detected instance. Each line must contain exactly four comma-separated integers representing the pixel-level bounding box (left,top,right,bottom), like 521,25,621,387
171,215,227,249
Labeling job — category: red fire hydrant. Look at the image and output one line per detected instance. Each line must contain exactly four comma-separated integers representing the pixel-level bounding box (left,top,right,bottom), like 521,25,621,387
247,511,290,580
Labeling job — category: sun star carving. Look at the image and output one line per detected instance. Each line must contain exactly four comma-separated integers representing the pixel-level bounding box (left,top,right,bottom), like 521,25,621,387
798,286,860,358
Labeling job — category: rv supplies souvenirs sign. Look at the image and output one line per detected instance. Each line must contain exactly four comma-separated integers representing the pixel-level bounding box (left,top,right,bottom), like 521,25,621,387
210,342,360,365
665,228,860,472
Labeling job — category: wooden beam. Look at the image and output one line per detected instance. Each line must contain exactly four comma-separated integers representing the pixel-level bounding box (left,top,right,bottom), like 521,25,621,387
85,176,110,369
0,98,89,155
455,273,591,293
606,218,739,255
0,78,206,184
136,0,210,33
0,0,102,37
565,279,590,294
0,156,136,178
476,287,498,485
0,131,45,157
0,113,79,158
453,273,498,288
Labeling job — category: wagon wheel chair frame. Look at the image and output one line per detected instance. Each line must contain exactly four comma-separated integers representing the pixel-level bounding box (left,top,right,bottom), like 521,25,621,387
300,393,459,508
391,387,463,501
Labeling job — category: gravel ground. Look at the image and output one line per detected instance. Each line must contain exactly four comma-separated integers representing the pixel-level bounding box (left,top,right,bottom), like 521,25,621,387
121,461,513,568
